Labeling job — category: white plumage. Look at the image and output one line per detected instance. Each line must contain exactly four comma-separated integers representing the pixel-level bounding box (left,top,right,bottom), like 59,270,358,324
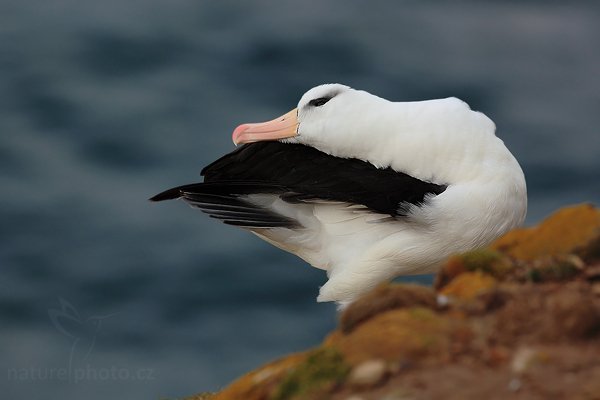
152,84,527,307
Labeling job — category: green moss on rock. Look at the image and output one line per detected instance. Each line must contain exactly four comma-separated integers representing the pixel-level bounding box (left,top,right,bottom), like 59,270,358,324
182,393,215,400
527,255,583,283
461,249,512,278
270,347,350,400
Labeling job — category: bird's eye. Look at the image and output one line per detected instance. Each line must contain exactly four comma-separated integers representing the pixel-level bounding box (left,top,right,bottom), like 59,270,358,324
308,97,332,107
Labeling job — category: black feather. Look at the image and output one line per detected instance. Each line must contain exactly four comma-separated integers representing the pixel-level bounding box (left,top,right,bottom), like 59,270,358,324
151,142,447,228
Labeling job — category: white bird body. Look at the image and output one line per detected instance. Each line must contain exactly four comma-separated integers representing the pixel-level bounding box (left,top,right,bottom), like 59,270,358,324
152,84,527,306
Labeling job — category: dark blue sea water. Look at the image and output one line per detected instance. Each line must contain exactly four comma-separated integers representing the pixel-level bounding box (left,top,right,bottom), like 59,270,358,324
1,1,599,399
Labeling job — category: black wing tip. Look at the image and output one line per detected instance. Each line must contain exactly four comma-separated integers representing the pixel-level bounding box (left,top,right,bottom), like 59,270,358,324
149,188,182,202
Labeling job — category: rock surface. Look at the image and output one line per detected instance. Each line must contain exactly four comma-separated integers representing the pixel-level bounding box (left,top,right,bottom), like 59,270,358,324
188,204,600,400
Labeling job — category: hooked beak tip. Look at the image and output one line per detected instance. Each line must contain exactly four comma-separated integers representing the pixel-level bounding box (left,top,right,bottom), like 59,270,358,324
232,124,249,146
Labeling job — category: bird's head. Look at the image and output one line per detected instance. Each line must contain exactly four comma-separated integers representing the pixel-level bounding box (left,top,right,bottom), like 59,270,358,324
232,83,390,160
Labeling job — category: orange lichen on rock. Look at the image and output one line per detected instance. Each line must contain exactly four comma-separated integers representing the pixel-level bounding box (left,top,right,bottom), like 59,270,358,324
435,249,512,291
213,347,351,400
212,352,308,400
339,284,437,333
439,271,497,301
335,307,466,365
184,393,215,400
492,203,600,261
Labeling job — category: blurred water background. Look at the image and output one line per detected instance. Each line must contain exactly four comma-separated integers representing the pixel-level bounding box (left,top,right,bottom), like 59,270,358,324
1,1,599,399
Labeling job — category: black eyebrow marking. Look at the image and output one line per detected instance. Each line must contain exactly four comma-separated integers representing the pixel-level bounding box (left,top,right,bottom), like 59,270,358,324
308,96,332,107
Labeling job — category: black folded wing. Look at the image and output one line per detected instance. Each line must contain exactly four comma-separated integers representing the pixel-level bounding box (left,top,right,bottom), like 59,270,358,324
150,142,447,228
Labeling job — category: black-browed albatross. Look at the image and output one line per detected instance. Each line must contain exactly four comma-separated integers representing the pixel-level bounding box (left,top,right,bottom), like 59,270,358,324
151,84,527,307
